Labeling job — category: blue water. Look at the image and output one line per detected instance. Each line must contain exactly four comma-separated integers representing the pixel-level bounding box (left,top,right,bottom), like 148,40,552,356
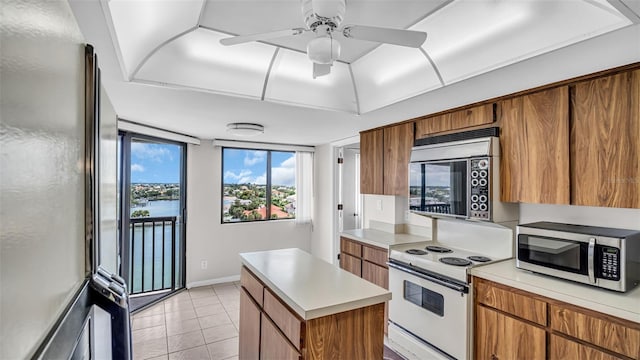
129,200,182,293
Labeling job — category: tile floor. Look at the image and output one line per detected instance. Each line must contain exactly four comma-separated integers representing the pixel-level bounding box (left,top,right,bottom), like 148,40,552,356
131,282,241,360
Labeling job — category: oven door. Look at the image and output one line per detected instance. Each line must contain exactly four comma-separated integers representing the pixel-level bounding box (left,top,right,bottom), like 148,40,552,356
409,160,468,218
388,262,470,360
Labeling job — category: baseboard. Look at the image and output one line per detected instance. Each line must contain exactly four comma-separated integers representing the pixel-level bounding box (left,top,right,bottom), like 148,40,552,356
186,274,241,289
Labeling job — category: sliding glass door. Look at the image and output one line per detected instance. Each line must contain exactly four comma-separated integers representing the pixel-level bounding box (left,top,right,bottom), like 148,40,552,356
118,132,186,308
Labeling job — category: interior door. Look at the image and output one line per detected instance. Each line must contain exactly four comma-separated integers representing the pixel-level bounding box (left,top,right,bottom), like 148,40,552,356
342,147,362,231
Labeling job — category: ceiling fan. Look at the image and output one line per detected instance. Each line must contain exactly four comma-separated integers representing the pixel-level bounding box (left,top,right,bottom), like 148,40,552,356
220,0,427,78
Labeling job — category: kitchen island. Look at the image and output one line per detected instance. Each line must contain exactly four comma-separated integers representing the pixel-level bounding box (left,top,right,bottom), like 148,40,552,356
239,248,392,359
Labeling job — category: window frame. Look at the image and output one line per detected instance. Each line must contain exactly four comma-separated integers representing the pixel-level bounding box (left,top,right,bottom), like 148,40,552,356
221,147,296,224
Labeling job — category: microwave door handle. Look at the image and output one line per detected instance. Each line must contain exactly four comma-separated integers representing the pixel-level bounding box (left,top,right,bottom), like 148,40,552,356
588,237,596,284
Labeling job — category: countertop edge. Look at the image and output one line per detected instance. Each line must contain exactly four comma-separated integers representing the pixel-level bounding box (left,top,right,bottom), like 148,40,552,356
470,261,640,324
340,229,429,249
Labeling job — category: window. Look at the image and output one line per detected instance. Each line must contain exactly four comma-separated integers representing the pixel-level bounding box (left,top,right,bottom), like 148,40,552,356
222,148,296,223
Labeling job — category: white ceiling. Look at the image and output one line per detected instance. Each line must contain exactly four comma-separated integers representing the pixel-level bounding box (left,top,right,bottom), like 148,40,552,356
68,0,640,145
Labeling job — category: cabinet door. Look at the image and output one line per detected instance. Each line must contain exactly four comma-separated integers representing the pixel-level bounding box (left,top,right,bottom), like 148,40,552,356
572,69,640,208
340,253,362,277
260,313,301,360
362,261,388,289
415,103,494,138
383,122,414,196
499,86,570,204
360,129,384,195
240,288,261,360
549,334,620,360
475,305,545,360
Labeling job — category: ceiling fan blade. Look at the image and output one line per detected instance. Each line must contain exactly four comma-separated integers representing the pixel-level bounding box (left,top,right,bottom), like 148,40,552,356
220,28,307,46
342,25,427,48
313,63,332,79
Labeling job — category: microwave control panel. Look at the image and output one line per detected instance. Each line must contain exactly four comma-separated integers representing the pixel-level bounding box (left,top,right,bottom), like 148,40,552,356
597,246,620,281
469,158,490,220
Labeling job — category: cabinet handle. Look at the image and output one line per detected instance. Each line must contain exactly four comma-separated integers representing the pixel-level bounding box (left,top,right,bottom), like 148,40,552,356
491,354,498,360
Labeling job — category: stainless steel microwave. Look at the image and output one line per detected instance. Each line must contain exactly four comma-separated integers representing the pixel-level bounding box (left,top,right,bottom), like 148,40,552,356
408,131,518,223
517,222,640,292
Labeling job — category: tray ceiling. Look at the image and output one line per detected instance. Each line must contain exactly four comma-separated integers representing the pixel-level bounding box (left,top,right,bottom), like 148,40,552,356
103,0,633,114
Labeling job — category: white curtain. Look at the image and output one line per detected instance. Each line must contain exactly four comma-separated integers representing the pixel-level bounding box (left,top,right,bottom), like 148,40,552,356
295,151,314,225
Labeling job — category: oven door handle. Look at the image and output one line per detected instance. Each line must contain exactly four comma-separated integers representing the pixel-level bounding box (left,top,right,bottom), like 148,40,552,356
388,262,468,293
588,237,596,283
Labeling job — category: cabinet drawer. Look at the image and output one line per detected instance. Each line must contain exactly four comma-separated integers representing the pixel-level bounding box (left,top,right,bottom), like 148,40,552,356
340,237,362,257
550,304,640,359
362,245,388,268
263,289,304,352
475,279,546,326
549,334,619,360
241,266,264,307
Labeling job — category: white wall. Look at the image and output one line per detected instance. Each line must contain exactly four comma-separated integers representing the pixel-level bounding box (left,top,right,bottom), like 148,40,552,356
186,140,312,286
520,204,640,230
310,144,335,263
99,86,119,274
0,0,87,358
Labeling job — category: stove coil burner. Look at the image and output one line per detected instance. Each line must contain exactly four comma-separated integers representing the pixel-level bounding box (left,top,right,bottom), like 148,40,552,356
406,249,428,255
439,257,472,266
425,245,452,253
468,255,491,263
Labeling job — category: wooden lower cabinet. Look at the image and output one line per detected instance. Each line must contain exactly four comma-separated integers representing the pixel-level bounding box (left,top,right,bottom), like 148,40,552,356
260,313,301,360
239,266,385,360
239,289,262,360
340,253,361,277
475,305,546,360
549,334,619,360
474,277,640,360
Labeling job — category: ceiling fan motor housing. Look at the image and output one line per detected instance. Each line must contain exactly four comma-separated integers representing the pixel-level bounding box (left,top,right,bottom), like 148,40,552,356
301,0,346,30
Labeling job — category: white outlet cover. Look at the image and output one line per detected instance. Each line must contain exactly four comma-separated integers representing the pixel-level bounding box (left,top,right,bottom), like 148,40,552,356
376,199,383,211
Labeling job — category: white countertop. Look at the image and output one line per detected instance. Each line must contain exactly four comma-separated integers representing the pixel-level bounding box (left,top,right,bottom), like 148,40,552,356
471,259,640,323
239,248,392,320
340,228,429,249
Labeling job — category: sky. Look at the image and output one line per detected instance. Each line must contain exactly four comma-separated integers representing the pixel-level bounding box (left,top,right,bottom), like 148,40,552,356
223,149,296,186
130,141,181,183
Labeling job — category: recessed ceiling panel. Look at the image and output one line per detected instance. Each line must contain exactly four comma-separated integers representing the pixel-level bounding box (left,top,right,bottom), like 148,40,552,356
264,50,357,112
414,0,632,85
108,0,203,78
136,28,274,99
352,44,441,113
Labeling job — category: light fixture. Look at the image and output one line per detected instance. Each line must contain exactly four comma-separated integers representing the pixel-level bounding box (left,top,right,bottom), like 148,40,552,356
307,25,341,65
226,123,264,137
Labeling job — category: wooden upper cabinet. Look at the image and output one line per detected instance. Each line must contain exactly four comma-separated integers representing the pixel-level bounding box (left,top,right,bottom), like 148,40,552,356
415,103,494,139
383,122,414,196
499,86,570,204
571,69,640,208
360,129,384,195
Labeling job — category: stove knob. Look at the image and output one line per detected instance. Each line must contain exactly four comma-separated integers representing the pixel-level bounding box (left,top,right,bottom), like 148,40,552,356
471,179,479,187
479,170,488,178
471,170,479,178
471,203,479,211
479,178,488,187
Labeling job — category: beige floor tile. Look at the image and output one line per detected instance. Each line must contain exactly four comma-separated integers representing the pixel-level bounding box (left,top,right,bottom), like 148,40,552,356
195,303,226,317
221,302,239,313
202,324,238,344
135,303,165,318
133,325,167,344
165,308,197,322
132,314,165,330
146,355,168,360
168,345,210,360
217,293,239,302
231,321,240,332
222,356,238,360
191,296,221,308
167,329,206,353
164,300,195,314
198,312,232,329
165,292,192,304
166,318,201,336
206,337,239,360
226,310,239,324
213,287,238,297
189,287,216,299
133,336,167,360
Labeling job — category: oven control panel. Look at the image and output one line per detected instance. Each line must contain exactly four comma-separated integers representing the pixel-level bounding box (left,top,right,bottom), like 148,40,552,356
469,158,490,220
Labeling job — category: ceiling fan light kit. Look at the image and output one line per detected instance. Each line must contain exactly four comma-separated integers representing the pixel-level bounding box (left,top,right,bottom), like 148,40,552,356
226,123,264,137
219,0,427,78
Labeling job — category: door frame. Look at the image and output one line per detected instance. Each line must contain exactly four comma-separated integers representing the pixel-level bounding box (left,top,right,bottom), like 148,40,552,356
118,130,188,295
